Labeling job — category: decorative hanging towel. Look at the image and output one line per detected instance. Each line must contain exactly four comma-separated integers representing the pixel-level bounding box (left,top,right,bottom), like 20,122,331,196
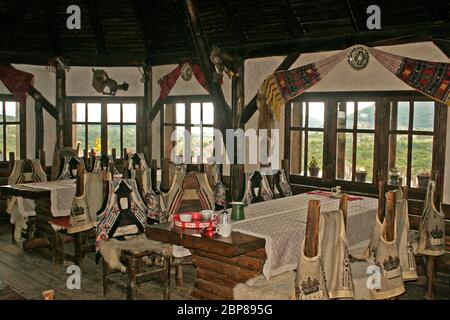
259,49,350,120
320,210,354,299
368,48,450,107
417,180,446,256
0,64,34,100
84,173,106,222
394,189,417,281
294,241,329,300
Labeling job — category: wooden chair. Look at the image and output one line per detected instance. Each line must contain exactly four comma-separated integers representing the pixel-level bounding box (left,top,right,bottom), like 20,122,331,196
50,143,80,181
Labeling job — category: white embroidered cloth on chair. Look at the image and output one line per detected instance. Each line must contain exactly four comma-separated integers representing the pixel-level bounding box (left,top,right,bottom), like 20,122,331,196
11,180,76,218
232,192,378,279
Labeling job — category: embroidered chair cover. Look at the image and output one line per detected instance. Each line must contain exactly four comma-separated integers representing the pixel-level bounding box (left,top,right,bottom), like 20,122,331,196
127,153,149,171
136,168,167,223
164,171,186,217
417,180,446,256
295,241,329,300
195,172,216,211
205,162,227,208
394,189,417,281
96,179,147,250
92,155,119,175
319,210,354,299
57,156,86,180
272,169,292,198
242,171,274,205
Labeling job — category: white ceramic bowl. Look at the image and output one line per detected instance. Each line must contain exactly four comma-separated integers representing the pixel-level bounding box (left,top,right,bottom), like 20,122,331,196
200,210,214,221
179,214,192,222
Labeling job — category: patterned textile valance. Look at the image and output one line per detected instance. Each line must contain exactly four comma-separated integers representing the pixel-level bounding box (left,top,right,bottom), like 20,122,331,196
259,45,450,121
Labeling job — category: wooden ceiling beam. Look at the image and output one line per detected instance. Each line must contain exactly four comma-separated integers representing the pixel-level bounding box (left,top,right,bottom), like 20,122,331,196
164,0,195,51
215,0,245,45
86,0,107,55
345,0,366,32
239,51,301,125
7,0,26,50
130,0,154,56
432,39,450,59
184,0,232,133
46,0,62,55
277,0,305,38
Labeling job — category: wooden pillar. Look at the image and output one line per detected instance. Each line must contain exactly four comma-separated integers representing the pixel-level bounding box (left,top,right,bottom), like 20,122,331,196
184,0,232,136
35,99,44,159
336,102,346,179
142,64,153,161
55,62,66,148
304,200,320,258
231,61,245,202
19,98,26,159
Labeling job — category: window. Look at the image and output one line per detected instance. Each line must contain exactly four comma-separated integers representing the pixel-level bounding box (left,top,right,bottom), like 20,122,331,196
336,101,376,183
161,97,214,164
388,100,435,188
0,99,21,161
69,99,140,158
289,101,325,177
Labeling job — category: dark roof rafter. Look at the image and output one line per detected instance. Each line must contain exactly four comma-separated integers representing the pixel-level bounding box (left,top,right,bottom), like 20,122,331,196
277,0,306,38
214,0,245,45
163,0,195,51
86,0,107,56
130,0,154,56
7,0,26,50
345,0,366,32
46,0,62,55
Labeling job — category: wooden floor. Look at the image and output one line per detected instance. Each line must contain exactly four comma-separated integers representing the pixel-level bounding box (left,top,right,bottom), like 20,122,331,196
0,223,196,300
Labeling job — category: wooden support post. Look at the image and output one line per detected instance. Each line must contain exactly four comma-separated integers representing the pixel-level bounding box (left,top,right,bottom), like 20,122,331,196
339,194,349,229
401,185,408,200
281,159,290,182
55,62,66,148
111,148,117,161
39,150,46,171
142,64,153,160
151,159,159,193
35,99,44,159
160,158,170,193
231,60,245,202
384,191,396,242
184,0,232,135
304,200,320,258
90,149,96,171
378,180,386,222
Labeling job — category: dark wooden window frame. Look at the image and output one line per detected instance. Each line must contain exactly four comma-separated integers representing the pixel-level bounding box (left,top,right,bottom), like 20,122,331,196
160,95,214,163
284,91,447,202
66,97,143,159
0,94,26,163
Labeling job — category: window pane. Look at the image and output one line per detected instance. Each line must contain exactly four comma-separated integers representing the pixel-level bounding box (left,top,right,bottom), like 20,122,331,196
357,102,375,129
87,125,101,154
337,102,354,129
413,101,434,131
123,125,136,154
308,102,324,128
72,124,85,156
5,101,19,122
73,103,86,122
356,133,374,182
0,102,3,121
191,126,201,163
411,135,433,188
164,126,187,160
290,102,303,127
191,103,201,125
203,127,214,163
203,102,214,125
123,104,136,123
390,101,409,130
88,103,101,122
0,124,3,161
107,125,121,155
336,132,353,180
388,134,408,186
307,131,323,177
176,103,185,124
107,103,121,122
6,124,20,159
290,131,303,175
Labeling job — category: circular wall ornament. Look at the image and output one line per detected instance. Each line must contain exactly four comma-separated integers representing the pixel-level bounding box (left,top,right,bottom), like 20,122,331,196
181,63,193,81
347,46,369,70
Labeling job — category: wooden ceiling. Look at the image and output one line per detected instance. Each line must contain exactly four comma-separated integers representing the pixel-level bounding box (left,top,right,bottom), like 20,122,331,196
0,0,449,66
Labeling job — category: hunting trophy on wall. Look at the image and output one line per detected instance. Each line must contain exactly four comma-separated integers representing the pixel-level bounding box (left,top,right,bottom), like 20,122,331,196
92,69,129,95
210,46,241,79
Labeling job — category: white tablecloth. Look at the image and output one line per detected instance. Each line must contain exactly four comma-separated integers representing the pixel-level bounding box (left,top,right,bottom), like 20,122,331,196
232,192,378,278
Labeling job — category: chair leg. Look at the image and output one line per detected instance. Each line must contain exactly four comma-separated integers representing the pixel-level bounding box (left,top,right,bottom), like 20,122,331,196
175,264,183,287
425,256,436,300
102,259,109,297
74,233,82,266
164,256,171,300
11,223,15,244
127,256,137,300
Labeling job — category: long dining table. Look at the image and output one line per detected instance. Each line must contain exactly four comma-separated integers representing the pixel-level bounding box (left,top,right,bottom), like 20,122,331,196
145,191,378,300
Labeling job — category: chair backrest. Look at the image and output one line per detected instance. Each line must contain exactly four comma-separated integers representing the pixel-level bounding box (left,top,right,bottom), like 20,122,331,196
50,143,80,180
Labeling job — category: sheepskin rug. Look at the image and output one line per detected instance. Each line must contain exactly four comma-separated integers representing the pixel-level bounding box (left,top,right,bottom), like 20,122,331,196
233,271,295,300
99,234,173,272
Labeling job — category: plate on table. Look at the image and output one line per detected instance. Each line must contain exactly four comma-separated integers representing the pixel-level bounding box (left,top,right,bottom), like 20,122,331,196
172,211,218,229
